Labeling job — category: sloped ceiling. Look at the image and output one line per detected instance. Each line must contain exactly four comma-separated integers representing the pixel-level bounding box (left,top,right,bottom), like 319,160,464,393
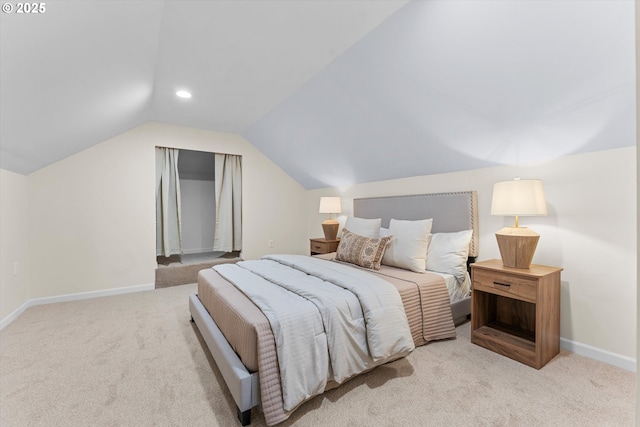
0,0,408,174
1,0,635,189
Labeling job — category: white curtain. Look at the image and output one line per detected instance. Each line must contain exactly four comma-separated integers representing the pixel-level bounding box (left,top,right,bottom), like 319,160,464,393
156,147,182,256
213,153,242,252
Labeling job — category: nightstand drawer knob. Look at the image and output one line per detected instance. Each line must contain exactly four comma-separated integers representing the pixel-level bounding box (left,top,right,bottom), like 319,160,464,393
493,281,511,288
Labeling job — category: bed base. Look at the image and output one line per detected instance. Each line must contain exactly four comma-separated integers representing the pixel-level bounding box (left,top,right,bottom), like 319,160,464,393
450,295,471,326
189,294,259,426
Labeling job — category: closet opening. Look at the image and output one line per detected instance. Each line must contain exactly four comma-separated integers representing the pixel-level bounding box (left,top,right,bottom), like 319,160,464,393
155,148,241,288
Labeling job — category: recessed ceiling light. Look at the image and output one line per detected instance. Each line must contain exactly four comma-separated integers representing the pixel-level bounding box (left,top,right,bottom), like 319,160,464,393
176,90,192,99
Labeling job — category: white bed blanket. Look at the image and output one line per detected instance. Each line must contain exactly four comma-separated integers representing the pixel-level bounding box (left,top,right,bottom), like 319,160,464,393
214,255,414,411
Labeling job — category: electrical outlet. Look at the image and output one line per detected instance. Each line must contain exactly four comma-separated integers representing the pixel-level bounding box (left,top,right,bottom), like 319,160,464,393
268,240,274,248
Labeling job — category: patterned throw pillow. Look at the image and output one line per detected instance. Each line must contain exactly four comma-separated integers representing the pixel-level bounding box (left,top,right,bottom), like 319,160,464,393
336,228,392,270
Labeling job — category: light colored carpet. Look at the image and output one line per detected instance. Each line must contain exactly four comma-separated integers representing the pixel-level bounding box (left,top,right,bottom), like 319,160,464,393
0,283,635,427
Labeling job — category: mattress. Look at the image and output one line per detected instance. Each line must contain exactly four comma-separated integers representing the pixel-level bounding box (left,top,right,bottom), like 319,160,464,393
436,270,471,304
198,268,264,372
196,255,457,375
196,255,457,425
316,253,471,303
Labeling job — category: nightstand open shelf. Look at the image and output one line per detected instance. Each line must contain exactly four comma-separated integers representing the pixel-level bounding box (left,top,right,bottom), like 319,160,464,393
478,321,536,344
471,259,562,369
474,323,536,349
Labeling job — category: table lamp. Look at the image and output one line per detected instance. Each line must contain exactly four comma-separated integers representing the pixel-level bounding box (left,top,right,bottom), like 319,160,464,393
319,197,342,240
491,178,548,269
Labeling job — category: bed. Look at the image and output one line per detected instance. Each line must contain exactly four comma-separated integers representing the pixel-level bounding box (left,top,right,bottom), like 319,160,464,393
189,191,478,426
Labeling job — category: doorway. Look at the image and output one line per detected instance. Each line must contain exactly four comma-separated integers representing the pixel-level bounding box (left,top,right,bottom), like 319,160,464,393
155,148,240,287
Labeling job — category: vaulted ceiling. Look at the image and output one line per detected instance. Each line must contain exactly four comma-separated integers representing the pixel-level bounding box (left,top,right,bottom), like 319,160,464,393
1,1,635,189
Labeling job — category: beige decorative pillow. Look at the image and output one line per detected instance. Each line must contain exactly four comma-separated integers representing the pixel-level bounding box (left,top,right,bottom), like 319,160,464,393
336,229,392,270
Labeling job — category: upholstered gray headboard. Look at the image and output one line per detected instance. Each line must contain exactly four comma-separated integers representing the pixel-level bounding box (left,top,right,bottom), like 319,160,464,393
353,191,479,258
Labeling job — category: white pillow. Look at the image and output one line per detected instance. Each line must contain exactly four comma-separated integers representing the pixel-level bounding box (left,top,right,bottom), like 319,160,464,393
379,227,390,238
344,217,382,239
382,218,433,273
426,230,473,283
336,215,348,238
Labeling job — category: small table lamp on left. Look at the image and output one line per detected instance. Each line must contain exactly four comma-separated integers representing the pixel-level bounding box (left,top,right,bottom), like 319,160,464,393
319,197,342,240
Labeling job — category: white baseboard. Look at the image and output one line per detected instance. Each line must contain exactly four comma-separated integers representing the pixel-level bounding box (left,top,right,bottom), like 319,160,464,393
0,283,155,331
561,337,636,372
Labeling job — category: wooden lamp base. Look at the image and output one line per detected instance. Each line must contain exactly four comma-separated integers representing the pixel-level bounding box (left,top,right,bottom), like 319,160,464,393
322,220,339,241
495,227,540,269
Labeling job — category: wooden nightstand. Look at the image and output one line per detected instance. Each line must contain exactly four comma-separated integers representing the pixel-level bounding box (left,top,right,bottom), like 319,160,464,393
470,259,562,369
309,238,340,255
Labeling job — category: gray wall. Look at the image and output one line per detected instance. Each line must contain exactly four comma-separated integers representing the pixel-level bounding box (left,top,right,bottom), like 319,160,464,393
178,150,215,254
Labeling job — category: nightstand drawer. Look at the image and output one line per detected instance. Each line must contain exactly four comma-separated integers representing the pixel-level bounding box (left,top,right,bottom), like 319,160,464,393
473,269,537,303
309,238,340,255
311,241,331,252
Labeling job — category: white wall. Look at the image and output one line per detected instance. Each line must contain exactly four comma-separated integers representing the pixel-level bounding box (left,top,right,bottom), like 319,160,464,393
306,147,637,366
24,122,307,301
0,169,30,322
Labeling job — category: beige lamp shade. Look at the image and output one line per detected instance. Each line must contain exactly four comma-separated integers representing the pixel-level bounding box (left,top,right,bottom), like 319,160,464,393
491,179,547,269
319,197,342,215
491,179,547,220
319,197,342,241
